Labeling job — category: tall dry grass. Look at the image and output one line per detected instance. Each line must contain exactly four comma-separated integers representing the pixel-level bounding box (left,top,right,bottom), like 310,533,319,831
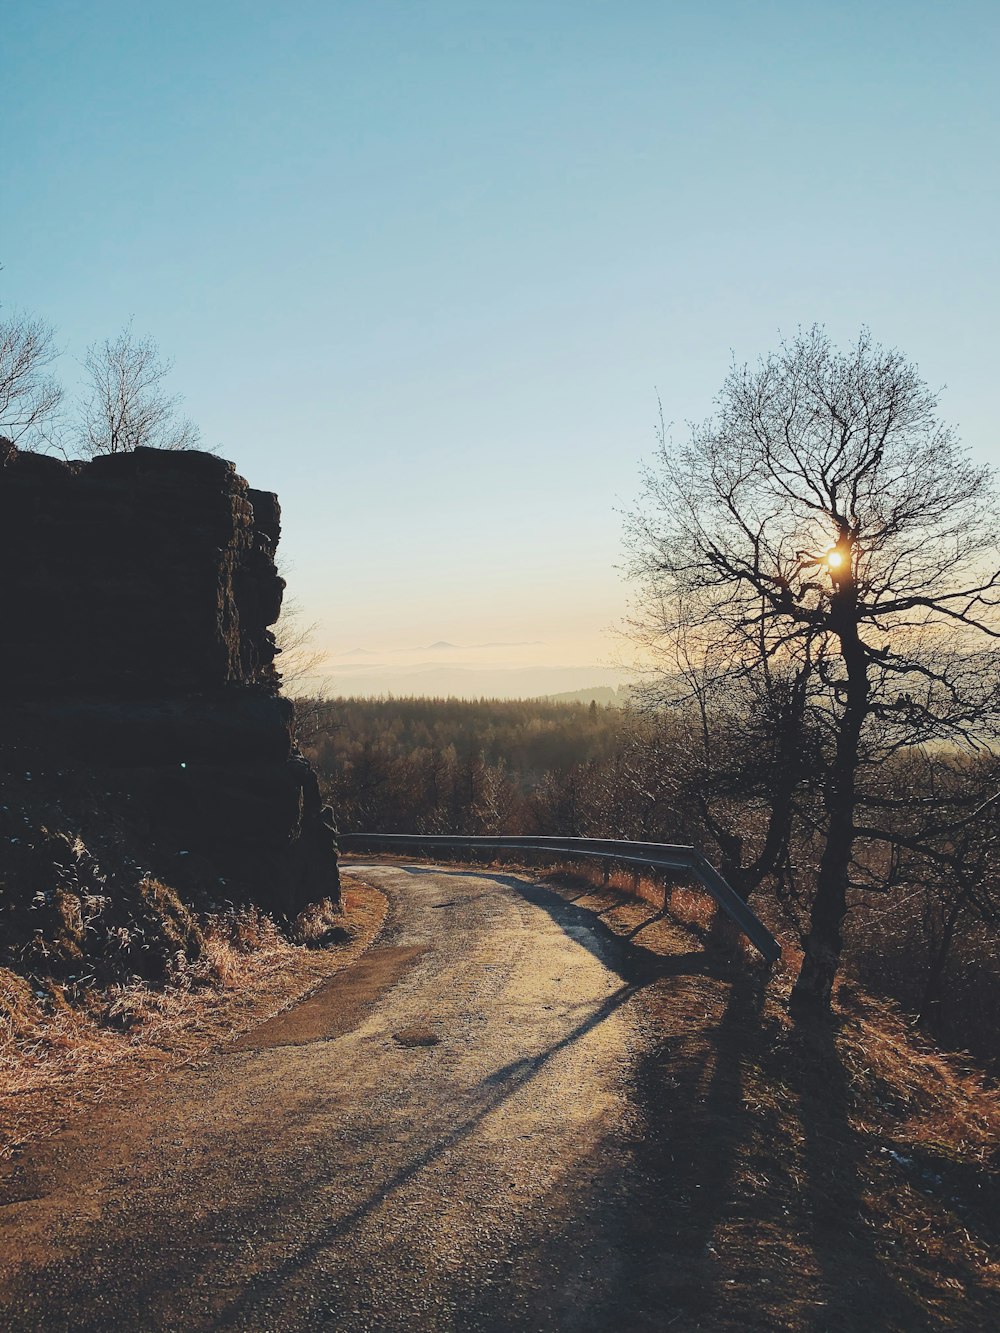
0,895,354,1155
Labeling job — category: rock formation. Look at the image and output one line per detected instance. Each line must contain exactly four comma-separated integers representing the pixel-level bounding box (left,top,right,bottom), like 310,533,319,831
0,444,339,986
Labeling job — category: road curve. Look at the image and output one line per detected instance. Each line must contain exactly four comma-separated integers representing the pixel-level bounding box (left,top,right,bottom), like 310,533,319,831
0,864,679,1331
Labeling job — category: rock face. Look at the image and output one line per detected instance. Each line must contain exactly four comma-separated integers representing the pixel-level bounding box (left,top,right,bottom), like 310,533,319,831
0,445,339,934
1,446,283,696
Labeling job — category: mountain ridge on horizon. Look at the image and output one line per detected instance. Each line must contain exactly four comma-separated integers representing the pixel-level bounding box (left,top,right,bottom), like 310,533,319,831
335,639,547,656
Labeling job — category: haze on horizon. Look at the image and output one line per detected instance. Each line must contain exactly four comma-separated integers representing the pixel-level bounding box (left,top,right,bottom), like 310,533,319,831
319,635,633,700
4,0,998,698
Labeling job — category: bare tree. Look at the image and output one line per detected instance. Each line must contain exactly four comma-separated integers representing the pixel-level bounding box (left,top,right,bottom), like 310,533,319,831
627,326,1000,1016
852,748,1000,1024
77,324,201,456
0,301,63,448
274,594,326,691
274,591,338,743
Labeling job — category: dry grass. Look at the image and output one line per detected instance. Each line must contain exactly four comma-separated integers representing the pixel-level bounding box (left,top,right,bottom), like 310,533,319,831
0,885,387,1160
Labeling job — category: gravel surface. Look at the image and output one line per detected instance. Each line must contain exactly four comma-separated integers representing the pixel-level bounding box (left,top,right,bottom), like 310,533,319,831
0,865,675,1331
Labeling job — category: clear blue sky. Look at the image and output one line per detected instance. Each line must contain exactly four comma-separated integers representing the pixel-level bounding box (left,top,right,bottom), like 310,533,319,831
4,1,998,693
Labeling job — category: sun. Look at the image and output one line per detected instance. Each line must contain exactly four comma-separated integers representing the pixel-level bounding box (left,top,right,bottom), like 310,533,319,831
826,549,844,569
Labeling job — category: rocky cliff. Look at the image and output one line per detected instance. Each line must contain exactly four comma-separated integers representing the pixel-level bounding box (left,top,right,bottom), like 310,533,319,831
0,444,339,987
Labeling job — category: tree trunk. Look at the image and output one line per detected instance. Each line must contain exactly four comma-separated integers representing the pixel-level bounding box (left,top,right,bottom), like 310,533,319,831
790,621,868,1018
916,896,963,1024
710,835,748,956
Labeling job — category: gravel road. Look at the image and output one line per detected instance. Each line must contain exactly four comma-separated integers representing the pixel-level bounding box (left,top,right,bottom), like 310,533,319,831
0,864,680,1331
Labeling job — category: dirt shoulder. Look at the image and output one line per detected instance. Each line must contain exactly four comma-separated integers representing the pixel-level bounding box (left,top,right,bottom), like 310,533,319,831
0,882,388,1163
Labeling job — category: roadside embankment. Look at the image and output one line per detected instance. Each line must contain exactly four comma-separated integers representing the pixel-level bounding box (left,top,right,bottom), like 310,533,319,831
0,883,386,1160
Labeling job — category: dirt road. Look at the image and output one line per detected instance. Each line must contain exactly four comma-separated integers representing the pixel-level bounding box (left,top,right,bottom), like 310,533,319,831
0,863,687,1332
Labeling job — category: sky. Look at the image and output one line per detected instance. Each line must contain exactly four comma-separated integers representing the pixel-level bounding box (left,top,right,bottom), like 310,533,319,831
4,1,999,696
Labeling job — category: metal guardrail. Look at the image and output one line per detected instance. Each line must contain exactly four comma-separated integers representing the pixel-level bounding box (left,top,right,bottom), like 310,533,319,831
337,832,781,964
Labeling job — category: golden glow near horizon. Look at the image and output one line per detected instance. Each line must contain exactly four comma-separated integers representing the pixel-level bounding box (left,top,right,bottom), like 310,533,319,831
309,630,633,699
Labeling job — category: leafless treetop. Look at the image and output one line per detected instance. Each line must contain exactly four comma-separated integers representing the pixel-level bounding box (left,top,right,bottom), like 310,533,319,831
77,324,201,457
0,304,63,448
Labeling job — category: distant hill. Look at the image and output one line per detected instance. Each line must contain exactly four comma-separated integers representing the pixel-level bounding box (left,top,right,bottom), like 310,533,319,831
326,665,633,700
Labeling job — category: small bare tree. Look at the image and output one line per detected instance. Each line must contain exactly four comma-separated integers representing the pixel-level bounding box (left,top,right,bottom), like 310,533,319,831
627,326,1000,1016
272,577,337,744
77,324,200,457
0,301,63,448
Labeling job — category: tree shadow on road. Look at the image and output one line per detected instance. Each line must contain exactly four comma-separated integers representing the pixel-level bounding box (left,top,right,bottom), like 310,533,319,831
203,872,730,1327
454,965,773,1332
459,874,997,1330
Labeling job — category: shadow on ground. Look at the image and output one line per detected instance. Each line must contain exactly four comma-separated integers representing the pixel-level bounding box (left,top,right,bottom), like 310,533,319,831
482,873,1000,1331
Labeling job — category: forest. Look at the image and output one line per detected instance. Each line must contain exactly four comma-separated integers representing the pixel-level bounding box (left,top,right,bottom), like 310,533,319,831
304,693,999,1067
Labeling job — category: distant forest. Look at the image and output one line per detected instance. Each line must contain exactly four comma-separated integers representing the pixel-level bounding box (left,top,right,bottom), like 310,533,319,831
304,696,625,834
302,695,999,1066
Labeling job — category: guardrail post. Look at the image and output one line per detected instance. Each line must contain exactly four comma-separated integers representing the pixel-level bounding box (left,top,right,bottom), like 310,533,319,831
661,871,673,914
